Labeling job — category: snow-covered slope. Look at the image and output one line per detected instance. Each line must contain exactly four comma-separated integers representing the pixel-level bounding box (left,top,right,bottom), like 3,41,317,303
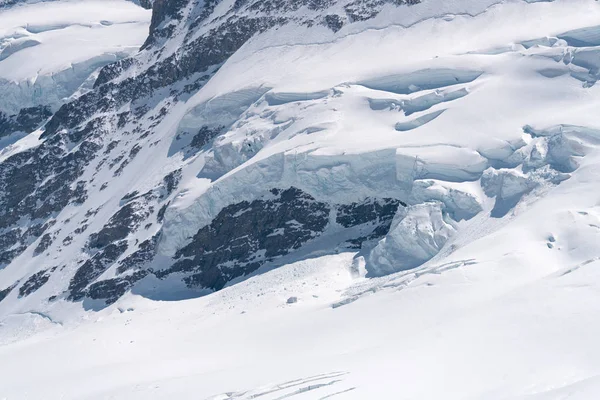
0,0,150,151
2,0,600,398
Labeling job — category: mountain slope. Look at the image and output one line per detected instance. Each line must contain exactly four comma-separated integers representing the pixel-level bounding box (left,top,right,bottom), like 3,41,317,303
0,0,599,313
0,0,150,156
1,0,600,398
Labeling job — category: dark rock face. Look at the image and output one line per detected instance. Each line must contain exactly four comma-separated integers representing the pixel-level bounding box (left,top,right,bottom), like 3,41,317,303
117,234,160,274
68,241,129,301
337,198,406,249
138,0,154,9
0,282,17,303
0,0,420,306
153,189,405,293
324,14,344,32
162,170,182,196
190,126,223,150
79,192,406,304
0,229,23,265
143,0,189,49
0,106,52,139
87,270,149,305
344,0,419,22
0,115,103,266
337,198,405,228
88,201,152,250
19,267,56,298
157,187,331,290
33,233,54,256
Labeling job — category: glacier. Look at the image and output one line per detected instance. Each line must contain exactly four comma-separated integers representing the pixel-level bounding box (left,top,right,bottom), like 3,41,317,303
1,0,600,399
0,0,150,114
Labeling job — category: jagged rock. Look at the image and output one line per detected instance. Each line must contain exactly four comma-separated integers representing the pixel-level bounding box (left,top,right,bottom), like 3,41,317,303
34,233,54,256
88,201,152,250
190,126,223,150
68,241,129,301
0,282,17,303
87,270,150,305
337,198,405,228
157,187,331,290
117,234,160,274
18,268,56,298
162,170,182,197
0,0,425,305
0,106,52,139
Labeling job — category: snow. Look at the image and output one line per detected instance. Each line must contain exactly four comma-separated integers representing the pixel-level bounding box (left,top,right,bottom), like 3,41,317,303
368,202,456,276
0,0,150,114
3,0,600,399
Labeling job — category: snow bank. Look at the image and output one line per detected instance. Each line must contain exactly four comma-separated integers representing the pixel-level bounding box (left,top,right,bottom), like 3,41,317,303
0,0,150,113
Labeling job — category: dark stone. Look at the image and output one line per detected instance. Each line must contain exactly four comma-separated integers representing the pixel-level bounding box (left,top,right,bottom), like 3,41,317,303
142,0,189,49
157,187,330,290
121,191,140,204
336,198,405,228
0,106,52,139
157,203,169,223
337,198,405,249
34,233,54,256
105,140,120,154
345,0,418,22
74,224,88,234
0,282,18,303
87,270,150,305
190,126,223,149
324,14,344,32
117,234,160,274
88,201,151,249
162,169,182,196
19,267,56,298
68,240,129,301
139,0,154,9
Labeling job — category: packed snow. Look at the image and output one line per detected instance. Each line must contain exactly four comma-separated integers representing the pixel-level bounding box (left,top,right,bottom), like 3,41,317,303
0,0,150,114
2,0,600,399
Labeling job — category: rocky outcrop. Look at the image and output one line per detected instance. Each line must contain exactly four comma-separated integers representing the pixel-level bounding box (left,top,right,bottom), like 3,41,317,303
0,283,16,302
83,192,405,305
156,187,331,290
19,267,56,298
0,106,52,140
0,0,423,307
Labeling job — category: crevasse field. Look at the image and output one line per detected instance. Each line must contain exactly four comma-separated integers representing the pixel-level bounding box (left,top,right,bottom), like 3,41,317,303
2,0,600,399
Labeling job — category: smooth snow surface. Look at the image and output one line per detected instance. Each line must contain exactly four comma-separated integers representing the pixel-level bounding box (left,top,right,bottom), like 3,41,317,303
3,0,600,399
0,0,150,113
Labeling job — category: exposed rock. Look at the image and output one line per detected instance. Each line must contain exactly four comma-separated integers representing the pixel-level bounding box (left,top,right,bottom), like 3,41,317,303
117,234,160,274
33,233,54,256
162,169,182,197
87,270,150,305
337,198,405,228
0,106,52,139
190,126,223,150
88,201,152,250
19,268,56,298
68,241,129,301
157,187,331,290
0,0,424,306
0,282,17,303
